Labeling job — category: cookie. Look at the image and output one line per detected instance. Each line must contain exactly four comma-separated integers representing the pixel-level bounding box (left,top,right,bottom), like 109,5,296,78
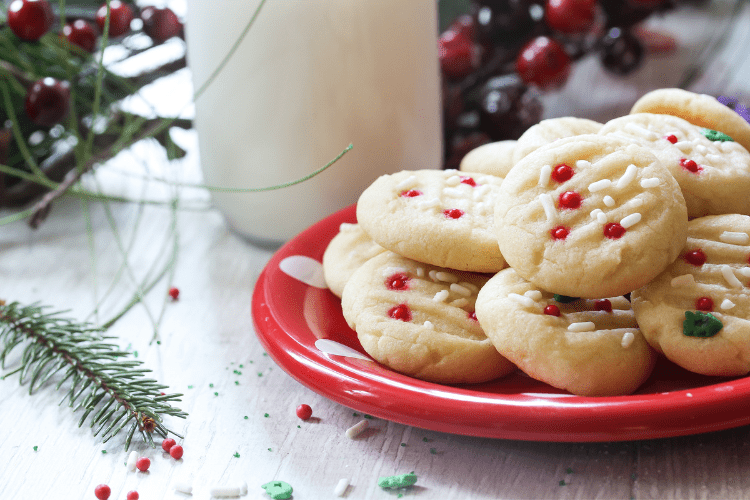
475,268,656,396
322,222,386,298
599,113,750,217
459,140,516,178
630,88,750,153
512,117,603,165
631,214,750,376
495,134,688,298
341,251,516,384
357,169,505,273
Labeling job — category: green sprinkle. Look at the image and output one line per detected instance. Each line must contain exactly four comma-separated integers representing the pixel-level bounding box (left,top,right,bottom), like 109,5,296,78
33,446,38,452
701,128,734,142
233,370,242,375
235,381,240,385
263,352,268,356
156,340,161,345
364,414,373,419
352,412,359,417
378,472,418,489
559,480,566,486
683,311,723,337
398,495,403,499
430,448,437,454
214,392,219,396
239,364,244,368
268,448,272,452
244,416,248,420
264,413,270,418
566,467,573,474
209,383,214,388
187,385,194,389
261,480,293,500
101,450,107,454
554,294,578,303
258,372,263,377
133,351,138,358
400,443,406,447
297,425,301,428
631,473,637,480
233,452,240,458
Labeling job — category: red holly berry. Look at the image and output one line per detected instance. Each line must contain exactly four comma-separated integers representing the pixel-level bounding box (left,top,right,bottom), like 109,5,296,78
684,249,707,267
161,438,176,452
438,30,477,81
679,158,701,173
25,78,71,127
695,297,714,312
460,176,477,187
468,311,478,321
168,287,180,300
594,299,613,312
169,445,184,460
603,222,626,239
443,208,465,219
141,6,182,43
385,273,410,291
7,0,54,41
545,0,597,34
94,484,111,500
388,303,412,322
544,304,561,316
135,457,150,472
296,404,313,420
96,1,134,38
551,164,574,183
551,226,570,240
400,189,422,198
558,191,582,210
62,20,97,53
516,36,571,90
126,492,139,500
665,134,678,144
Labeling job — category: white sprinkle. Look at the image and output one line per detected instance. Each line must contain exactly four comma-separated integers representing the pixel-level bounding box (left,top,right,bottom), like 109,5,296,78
417,197,441,209
428,270,438,281
436,271,459,283
621,331,635,348
588,179,612,192
539,164,552,187
673,141,692,152
240,481,248,496
433,290,450,302
473,184,491,200
722,265,743,289
443,186,468,197
451,298,469,308
174,479,193,495
737,267,750,277
334,478,350,497
603,195,616,207
707,153,726,164
524,290,543,301
423,320,435,329
459,282,479,294
671,274,695,287
568,322,596,332
539,193,557,222
395,175,418,191
346,419,369,439
508,293,536,308
126,451,138,471
640,177,660,188
576,160,591,169
381,266,408,277
625,123,658,140
450,283,472,296
446,175,461,186
339,222,358,232
210,485,242,498
721,299,736,310
720,141,736,152
629,198,644,208
416,267,425,278
620,213,642,229
720,231,750,245
590,208,604,219
696,144,707,153
616,164,638,189
597,212,608,224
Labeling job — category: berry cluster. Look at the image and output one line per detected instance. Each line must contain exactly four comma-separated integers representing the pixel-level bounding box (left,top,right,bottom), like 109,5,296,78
439,0,678,168
5,0,183,128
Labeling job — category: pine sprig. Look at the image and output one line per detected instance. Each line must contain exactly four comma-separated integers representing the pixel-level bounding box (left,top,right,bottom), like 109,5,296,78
0,300,186,450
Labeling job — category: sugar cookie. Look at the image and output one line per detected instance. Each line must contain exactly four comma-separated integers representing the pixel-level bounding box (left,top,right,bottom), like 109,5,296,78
322,222,386,298
475,268,656,396
459,140,516,178
341,251,516,384
512,117,603,165
599,113,750,217
357,169,505,272
495,134,688,298
631,214,750,376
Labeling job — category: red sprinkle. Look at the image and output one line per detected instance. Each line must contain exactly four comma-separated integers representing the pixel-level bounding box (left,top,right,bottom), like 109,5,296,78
126,492,139,500
136,457,150,472
388,303,412,322
594,299,613,312
385,273,410,291
604,222,626,239
161,438,176,453
551,164,574,183
296,404,313,420
679,158,701,173
169,445,184,460
684,249,707,267
94,484,111,500
468,311,478,321
665,134,678,144
168,287,179,300
460,176,477,187
558,191,582,210
443,208,465,219
400,189,422,198
696,297,714,312
550,226,570,240
544,304,561,316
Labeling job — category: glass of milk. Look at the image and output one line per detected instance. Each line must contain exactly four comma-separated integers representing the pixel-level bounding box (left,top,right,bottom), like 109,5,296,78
185,0,442,246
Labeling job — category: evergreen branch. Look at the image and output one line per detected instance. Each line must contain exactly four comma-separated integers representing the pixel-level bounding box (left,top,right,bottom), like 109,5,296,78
0,301,186,450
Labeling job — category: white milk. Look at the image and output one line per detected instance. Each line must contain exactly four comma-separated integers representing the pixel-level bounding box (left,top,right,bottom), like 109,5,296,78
185,0,442,245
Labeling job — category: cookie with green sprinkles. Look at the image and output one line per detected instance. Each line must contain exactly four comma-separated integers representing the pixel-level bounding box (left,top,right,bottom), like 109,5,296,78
261,480,293,500
378,472,418,489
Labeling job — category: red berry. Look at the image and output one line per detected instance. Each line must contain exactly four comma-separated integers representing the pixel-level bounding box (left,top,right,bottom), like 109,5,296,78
438,30,477,80
296,404,313,420
7,0,54,41
696,297,714,312
684,249,707,267
135,457,150,472
551,164,574,183
62,20,97,53
126,492,139,500
141,6,182,43
558,191,582,210
544,304,561,316
385,273,410,291
459,176,477,187
545,0,597,34
468,311,478,321
665,134,678,144
25,78,71,127
604,222,626,239
551,226,570,240
169,445,184,460
96,1,134,38
679,158,701,173
594,299,613,312
516,36,571,90
388,303,412,322
443,208,465,219
94,484,111,500
400,189,422,198
168,287,179,300
161,438,176,452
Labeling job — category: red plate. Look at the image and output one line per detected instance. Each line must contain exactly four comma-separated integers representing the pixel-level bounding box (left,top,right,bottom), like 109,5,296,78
252,204,750,441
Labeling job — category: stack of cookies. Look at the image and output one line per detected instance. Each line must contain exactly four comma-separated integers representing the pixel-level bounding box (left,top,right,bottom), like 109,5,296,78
322,88,750,397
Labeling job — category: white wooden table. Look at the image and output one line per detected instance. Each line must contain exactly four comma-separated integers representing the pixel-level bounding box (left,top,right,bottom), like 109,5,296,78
2,1,750,499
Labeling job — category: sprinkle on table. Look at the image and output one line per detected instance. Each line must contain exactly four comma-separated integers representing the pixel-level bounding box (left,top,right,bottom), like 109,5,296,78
378,472,418,489
33,446,38,451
